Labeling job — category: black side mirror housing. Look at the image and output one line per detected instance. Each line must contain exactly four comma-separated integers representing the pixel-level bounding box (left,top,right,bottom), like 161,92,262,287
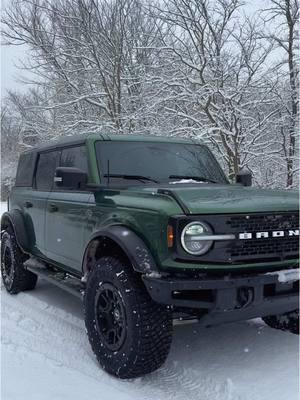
55,167,88,190
236,170,252,187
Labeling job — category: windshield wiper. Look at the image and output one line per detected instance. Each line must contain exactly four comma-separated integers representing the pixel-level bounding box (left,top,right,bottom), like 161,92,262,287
169,175,216,183
103,174,159,183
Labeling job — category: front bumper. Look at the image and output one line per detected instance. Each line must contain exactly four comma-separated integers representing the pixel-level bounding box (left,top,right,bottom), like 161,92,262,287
142,268,299,326
160,257,299,272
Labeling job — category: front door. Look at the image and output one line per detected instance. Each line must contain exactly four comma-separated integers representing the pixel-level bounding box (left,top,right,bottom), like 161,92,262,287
45,145,92,273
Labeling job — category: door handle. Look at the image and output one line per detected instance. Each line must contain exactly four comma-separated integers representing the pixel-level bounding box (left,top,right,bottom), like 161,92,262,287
24,201,33,208
49,204,58,213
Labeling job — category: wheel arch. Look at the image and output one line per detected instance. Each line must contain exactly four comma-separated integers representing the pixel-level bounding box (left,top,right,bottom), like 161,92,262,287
82,225,158,277
1,210,31,252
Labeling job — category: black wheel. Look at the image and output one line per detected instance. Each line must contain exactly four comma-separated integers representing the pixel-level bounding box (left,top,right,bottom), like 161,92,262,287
263,310,299,334
1,229,37,294
84,256,173,379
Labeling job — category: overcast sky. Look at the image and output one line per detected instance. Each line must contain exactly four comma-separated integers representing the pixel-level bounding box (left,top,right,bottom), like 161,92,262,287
0,0,266,97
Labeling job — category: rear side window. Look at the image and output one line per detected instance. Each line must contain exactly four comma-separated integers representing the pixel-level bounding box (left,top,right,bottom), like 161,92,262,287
60,146,88,174
35,151,60,191
15,152,36,187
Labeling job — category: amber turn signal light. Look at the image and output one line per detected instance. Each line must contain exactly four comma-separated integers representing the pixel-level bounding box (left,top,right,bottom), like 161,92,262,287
167,225,174,247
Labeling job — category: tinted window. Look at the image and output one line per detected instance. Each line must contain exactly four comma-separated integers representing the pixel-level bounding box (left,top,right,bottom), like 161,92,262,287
60,146,88,174
15,152,36,187
95,142,227,184
35,151,60,191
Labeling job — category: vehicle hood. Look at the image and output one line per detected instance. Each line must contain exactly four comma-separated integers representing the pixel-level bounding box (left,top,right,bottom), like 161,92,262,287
146,184,299,214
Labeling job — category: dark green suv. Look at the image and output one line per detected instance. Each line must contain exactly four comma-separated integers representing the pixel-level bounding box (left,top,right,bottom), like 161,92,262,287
1,133,299,378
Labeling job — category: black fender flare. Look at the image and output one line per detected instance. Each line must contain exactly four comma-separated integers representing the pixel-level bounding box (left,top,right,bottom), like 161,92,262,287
1,210,32,252
82,225,158,274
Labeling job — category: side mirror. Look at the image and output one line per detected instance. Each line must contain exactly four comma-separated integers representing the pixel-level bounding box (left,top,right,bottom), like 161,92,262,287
54,167,88,190
236,169,252,187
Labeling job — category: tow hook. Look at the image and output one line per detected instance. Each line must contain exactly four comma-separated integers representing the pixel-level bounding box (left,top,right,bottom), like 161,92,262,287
237,287,254,308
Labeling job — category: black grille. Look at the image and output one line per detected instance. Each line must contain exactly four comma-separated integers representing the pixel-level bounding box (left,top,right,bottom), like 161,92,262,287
227,213,298,232
227,212,299,262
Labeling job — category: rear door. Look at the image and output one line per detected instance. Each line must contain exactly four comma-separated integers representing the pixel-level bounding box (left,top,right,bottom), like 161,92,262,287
45,145,92,273
9,151,41,255
9,150,60,257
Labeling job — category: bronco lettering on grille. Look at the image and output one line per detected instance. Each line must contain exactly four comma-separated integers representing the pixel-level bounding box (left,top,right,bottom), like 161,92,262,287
238,230,299,240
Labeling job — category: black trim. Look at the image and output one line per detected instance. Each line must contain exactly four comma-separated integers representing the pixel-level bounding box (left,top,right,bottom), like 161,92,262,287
1,210,33,251
143,271,299,325
83,226,158,273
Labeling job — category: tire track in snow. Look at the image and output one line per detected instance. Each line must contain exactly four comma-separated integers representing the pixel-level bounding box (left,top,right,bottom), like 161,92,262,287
2,285,239,400
2,284,207,400
1,281,298,400
142,359,242,400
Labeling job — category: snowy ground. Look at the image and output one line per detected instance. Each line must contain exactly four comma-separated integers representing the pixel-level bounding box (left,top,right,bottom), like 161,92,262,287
1,201,299,400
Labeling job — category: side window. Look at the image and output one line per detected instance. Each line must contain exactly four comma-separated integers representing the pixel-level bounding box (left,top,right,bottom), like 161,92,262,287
35,151,60,191
15,152,36,187
60,146,88,174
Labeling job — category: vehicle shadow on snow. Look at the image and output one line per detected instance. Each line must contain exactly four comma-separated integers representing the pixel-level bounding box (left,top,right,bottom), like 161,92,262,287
32,280,299,400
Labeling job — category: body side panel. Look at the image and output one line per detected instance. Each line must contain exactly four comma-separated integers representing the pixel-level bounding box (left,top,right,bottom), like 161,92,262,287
45,191,93,270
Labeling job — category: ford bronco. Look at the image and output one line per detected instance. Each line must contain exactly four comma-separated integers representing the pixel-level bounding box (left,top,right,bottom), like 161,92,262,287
1,134,299,378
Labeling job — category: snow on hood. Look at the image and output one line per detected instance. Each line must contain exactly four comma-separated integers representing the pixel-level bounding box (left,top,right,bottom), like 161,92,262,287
169,179,204,184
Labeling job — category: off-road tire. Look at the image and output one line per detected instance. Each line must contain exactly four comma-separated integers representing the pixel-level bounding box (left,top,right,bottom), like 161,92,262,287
84,256,173,379
263,310,299,334
1,229,37,294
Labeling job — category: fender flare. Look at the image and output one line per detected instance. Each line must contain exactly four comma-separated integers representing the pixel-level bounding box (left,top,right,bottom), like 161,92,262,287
82,225,158,274
1,210,32,252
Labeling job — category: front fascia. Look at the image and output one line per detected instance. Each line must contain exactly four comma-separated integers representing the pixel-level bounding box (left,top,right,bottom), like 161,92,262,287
167,211,299,265
161,214,299,270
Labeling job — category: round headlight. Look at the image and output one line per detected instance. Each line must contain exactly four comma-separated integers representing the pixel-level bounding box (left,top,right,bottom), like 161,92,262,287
181,221,213,255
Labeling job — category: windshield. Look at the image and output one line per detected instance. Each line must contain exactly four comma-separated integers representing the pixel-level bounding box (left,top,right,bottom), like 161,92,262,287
95,141,228,184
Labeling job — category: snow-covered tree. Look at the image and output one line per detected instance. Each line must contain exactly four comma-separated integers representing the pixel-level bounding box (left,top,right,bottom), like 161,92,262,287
262,0,299,188
1,0,298,189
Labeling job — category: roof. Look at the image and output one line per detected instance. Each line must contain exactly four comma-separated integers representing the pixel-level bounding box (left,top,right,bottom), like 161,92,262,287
98,133,197,144
22,132,200,154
